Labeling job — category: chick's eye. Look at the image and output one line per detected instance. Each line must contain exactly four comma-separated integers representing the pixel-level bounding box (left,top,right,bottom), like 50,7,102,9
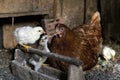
45,37,47,39
38,30,41,32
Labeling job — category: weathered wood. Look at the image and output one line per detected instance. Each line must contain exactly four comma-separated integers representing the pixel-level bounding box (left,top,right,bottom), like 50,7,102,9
100,0,112,43
12,48,67,80
11,60,66,80
0,25,3,48
68,65,85,80
27,48,83,66
0,12,48,18
39,65,67,80
12,49,84,80
0,0,54,17
85,0,97,23
101,0,120,42
3,24,15,49
56,0,84,29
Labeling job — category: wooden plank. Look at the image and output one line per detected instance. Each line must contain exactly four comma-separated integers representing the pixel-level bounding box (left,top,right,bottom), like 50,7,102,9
3,24,15,49
11,60,66,80
0,12,49,18
39,65,67,80
111,0,120,42
85,0,97,23
31,0,54,17
100,0,112,42
68,65,85,80
3,22,39,48
56,0,84,29
0,0,54,18
101,0,120,42
0,0,33,13
12,49,67,80
0,26,3,48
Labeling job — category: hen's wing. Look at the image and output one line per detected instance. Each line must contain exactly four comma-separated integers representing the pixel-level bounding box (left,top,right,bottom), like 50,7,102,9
73,11,102,55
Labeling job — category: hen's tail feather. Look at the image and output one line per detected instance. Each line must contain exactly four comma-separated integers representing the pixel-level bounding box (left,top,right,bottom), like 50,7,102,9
91,11,100,25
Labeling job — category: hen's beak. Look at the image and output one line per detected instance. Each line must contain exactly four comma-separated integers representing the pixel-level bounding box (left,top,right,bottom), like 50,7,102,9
47,31,58,43
47,32,57,38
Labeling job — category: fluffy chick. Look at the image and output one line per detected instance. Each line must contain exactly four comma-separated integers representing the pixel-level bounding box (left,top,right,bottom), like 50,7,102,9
29,35,50,71
14,26,45,49
102,46,116,61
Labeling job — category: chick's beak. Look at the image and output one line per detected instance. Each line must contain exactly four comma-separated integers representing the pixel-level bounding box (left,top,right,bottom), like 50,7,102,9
42,31,46,34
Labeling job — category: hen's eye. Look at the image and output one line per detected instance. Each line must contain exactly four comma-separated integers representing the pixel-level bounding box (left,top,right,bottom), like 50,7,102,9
61,27,64,31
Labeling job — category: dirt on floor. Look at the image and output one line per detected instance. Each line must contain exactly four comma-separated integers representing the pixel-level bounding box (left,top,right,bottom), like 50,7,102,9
0,43,120,80
85,43,120,80
0,49,15,80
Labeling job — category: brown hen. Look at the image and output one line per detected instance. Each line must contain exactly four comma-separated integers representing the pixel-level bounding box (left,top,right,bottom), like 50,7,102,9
45,11,102,71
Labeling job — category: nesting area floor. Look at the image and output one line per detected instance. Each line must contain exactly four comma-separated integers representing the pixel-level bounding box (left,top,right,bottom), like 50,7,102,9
0,49,15,80
0,43,120,80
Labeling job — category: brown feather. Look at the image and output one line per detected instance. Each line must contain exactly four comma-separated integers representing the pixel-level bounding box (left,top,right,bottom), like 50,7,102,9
46,12,102,71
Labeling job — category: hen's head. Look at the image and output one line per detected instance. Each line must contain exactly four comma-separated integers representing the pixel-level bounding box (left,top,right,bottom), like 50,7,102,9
54,23,69,38
46,23,75,44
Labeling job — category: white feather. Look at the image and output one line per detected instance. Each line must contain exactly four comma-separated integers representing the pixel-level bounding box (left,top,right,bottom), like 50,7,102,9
102,46,116,61
14,26,45,45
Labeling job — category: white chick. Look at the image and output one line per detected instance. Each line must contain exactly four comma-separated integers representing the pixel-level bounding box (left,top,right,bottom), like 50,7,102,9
102,46,116,61
29,35,50,71
14,26,45,49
